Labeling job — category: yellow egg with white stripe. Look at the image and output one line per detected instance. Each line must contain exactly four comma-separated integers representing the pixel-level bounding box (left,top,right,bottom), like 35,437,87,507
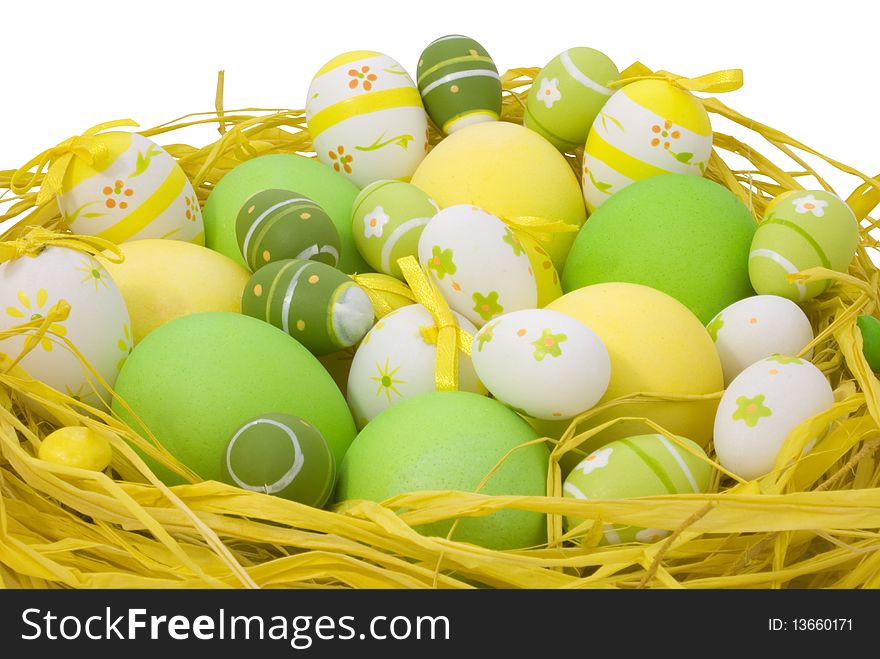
59,132,204,245
583,80,712,212
306,51,428,187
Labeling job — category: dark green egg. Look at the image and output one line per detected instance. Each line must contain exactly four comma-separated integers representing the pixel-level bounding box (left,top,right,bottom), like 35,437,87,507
235,189,341,272
222,413,336,507
241,259,375,356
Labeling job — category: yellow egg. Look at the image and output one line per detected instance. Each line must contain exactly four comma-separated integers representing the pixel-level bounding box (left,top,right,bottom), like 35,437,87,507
411,121,586,271
100,239,250,344
519,233,562,307
544,283,723,470
38,426,112,472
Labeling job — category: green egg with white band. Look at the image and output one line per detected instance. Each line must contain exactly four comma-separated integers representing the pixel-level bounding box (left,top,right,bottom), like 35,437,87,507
749,190,859,302
222,413,336,507
417,35,502,135
241,259,375,356
563,433,712,545
524,48,619,152
352,180,439,280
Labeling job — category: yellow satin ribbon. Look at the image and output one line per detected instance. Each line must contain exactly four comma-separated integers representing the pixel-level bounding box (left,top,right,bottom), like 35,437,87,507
397,255,472,392
614,61,743,94
499,214,579,244
350,272,416,319
10,119,139,207
0,226,124,264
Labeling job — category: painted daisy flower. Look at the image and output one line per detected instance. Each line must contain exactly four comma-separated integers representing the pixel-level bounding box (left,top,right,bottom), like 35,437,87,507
363,205,390,238
792,194,828,217
537,77,562,109
573,446,613,476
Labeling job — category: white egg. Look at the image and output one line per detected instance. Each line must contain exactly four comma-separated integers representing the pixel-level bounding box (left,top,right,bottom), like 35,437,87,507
0,246,132,408
417,205,537,327
708,295,814,385
306,51,428,188
346,304,483,427
713,355,833,480
472,309,610,420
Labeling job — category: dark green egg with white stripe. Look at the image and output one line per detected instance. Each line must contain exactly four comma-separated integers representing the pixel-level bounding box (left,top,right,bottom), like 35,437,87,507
417,35,501,135
241,259,374,356
222,413,336,507
524,48,619,152
749,190,859,302
236,189,341,272
563,434,712,545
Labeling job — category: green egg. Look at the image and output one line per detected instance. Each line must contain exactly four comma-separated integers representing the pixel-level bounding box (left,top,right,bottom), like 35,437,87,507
351,180,438,279
241,259,374,356
222,413,336,508
563,434,712,545
749,190,859,302
235,189,341,272
524,47,619,152
562,174,757,324
112,312,355,484
417,35,502,135
203,154,370,274
857,315,880,372
337,391,549,550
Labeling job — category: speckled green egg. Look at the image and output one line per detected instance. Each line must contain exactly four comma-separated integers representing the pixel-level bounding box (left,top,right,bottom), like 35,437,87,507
241,259,374,356
749,190,859,302
222,413,336,507
417,35,502,135
235,189,341,272
524,47,619,152
112,312,356,484
563,433,712,544
857,315,880,372
352,180,438,279
337,391,548,549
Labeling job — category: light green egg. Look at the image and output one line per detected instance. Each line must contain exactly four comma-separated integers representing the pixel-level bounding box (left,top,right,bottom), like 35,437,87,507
563,433,712,544
749,190,859,302
351,180,438,279
524,47,619,152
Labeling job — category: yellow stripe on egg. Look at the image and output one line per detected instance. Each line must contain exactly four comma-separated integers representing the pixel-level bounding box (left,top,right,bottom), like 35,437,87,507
314,50,383,77
61,132,134,192
307,87,424,139
622,80,711,136
96,165,186,244
586,131,671,182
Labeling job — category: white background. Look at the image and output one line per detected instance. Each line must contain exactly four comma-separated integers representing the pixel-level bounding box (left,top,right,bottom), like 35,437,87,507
1,0,877,204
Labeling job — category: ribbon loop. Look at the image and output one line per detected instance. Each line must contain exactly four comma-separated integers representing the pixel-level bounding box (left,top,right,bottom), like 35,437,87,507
614,61,743,94
0,226,124,264
499,214,579,244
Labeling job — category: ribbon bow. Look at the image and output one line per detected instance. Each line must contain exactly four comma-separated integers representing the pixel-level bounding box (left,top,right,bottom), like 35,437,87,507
499,215,579,245
613,62,743,94
0,226,124,264
10,119,139,207
397,255,472,392
350,272,417,319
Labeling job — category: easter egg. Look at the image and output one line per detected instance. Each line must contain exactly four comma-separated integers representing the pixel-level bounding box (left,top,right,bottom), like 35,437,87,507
563,434,712,544
411,121,586,270
519,234,562,307
416,35,502,134
748,190,859,302
563,174,756,324
38,426,113,472
338,391,549,549
58,132,203,244
714,355,834,480
347,304,483,428
241,259,374,356
418,205,537,327
708,295,814,385
112,312,356,484
352,180,438,279
222,413,336,508
472,309,610,420
99,239,249,344
0,246,131,408
203,154,369,274
235,189,341,271
857,315,880,372
545,283,723,467
306,51,428,187
524,47,619,152
583,80,712,212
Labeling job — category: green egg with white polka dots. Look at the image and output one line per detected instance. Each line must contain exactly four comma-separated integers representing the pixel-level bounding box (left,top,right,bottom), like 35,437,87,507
222,413,336,507
563,433,712,545
242,259,375,356
236,189,341,272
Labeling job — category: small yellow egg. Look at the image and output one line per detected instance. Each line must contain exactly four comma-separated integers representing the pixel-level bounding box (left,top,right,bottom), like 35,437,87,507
38,426,112,472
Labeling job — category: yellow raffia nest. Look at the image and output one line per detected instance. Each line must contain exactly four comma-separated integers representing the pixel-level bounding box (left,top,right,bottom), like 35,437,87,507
0,66,879,589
